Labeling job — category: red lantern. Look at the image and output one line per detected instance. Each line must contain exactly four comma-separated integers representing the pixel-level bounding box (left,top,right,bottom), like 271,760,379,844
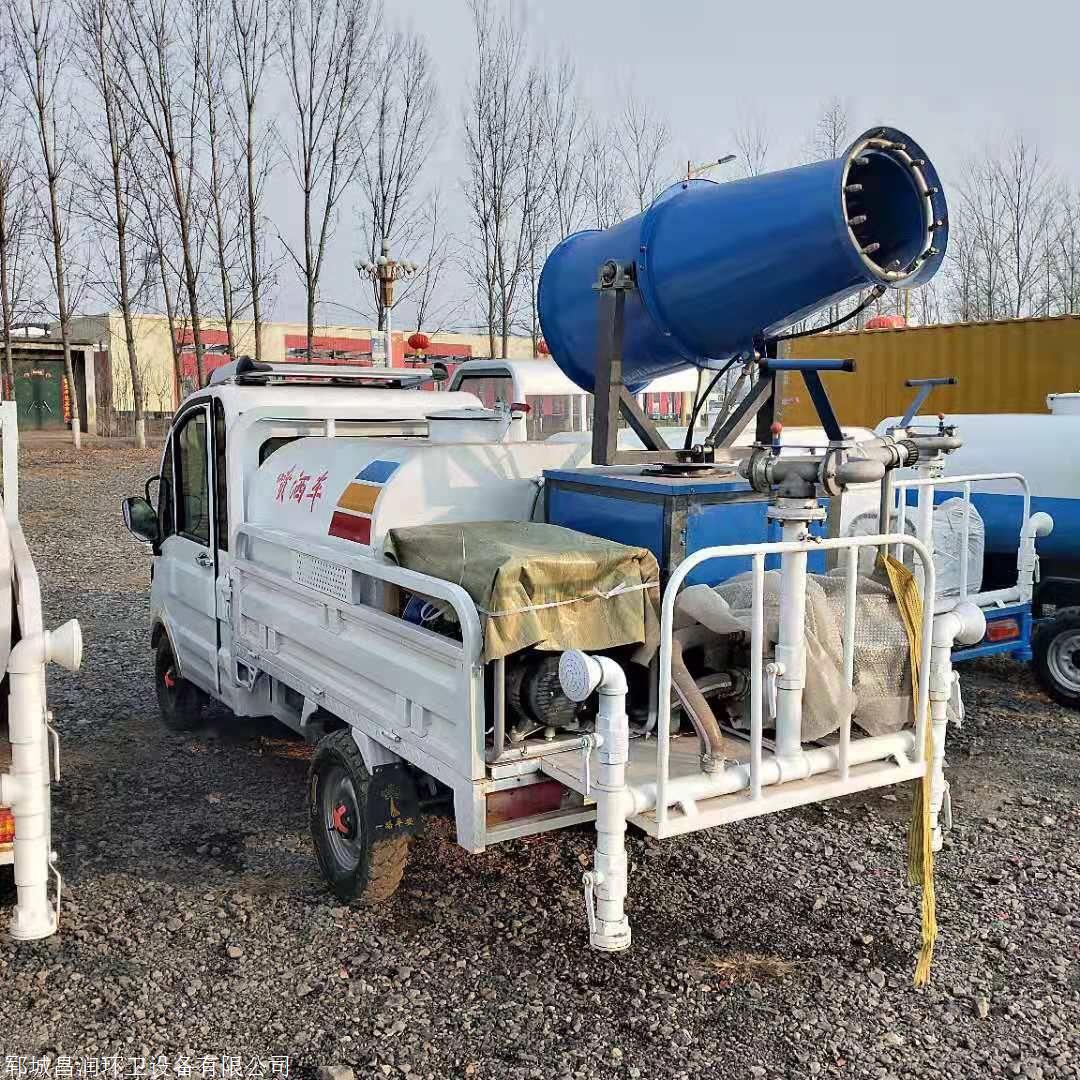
407,332,431,353
536,338,549,356
865,314,907,330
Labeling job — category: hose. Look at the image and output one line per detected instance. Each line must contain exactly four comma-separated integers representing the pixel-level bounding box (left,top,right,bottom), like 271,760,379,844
669,637,727,772
767,285,887,344
682,360,737,451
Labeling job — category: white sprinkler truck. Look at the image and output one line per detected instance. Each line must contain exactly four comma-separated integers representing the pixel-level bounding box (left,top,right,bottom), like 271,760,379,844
0,402,84,940
124,129,985,962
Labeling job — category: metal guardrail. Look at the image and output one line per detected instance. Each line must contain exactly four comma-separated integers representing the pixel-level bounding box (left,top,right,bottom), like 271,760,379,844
891,471,1032,611
656,532,935,834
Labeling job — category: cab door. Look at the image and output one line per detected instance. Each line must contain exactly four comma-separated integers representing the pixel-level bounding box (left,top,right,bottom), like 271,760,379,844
160,403,220,694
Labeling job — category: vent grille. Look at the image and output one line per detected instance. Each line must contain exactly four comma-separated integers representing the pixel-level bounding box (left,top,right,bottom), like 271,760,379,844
293,552,350,602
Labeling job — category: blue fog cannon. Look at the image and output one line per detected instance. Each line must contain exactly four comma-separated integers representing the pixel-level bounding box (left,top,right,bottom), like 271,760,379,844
540,126,949,586
538,126,948,468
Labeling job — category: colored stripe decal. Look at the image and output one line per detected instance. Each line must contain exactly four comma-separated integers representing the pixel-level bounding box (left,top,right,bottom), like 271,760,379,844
338,482,381,514
356,460,399,484
328,511,372,545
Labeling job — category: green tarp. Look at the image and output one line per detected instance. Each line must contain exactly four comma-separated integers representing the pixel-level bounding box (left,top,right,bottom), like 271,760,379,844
385,521,660,662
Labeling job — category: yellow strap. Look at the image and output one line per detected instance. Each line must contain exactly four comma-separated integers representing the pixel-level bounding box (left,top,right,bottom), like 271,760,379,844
878,553,937,987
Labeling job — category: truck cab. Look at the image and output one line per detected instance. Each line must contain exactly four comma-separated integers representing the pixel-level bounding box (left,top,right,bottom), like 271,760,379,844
123,361,495,724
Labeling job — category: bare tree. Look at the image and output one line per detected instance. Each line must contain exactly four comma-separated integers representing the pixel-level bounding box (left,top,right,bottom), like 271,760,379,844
994,136,1053,318
357,26,436,332
1049,188,1080,315
0,38,36,399
732,101,769,177
228,0,275,361
129,148,185,397
74,0,153,444
10,0,83,445
198,0,242,358
113,0,209,384
407,187,463,335
462,1,548,358
540,57,588,240
279,0,379,360
614,94,669,213
582,118,622,229
807,97,850,161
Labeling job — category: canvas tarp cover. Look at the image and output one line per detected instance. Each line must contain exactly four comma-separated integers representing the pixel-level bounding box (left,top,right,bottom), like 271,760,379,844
385,521,660,662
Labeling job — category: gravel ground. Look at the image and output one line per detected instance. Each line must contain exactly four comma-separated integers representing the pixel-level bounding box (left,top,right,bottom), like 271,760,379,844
2,442,1078,1080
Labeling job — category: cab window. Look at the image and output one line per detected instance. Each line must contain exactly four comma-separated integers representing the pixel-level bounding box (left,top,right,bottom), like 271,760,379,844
175,410,211,546
213,399,228,552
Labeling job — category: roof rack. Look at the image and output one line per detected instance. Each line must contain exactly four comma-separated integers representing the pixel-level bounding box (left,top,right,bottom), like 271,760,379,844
209,358,440,390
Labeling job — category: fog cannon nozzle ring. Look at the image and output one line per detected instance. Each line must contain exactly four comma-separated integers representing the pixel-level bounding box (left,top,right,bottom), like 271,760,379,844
841,130,944,288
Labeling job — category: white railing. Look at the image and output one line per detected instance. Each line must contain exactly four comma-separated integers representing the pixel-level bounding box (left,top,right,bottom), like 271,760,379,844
655,532,935,835
889,471,1033,613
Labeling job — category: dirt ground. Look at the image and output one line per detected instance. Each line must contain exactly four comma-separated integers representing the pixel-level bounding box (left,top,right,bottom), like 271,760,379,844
2,443,1078,1080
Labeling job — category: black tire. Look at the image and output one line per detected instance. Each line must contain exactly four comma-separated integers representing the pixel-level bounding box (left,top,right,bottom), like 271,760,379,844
308,729,409,904
154,636,206,731
1033,607,1080,710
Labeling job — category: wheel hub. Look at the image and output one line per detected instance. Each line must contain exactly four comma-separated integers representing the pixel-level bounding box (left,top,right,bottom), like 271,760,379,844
331,802,355,838
1047,629,1080,692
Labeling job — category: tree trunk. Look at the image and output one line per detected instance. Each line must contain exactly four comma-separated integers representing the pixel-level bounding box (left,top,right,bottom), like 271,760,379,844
158,250,183,402
45,175,81,448
245,109,262,363
0,203,14,401
169,152,205,385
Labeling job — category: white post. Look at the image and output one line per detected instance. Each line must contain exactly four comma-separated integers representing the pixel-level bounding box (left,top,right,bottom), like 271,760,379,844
559,651,632,952
927,604,984,851
384,301,393,371
773,517,810,765
1,620,82,939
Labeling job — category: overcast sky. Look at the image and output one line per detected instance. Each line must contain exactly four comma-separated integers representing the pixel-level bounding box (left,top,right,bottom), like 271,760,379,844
264,0,1080,329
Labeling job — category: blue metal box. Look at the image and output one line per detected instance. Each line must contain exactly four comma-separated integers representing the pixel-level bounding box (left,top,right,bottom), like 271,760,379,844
543,467,828,587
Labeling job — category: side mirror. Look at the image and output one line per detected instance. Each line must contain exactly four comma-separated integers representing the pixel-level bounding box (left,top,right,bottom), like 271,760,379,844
123,496,160,544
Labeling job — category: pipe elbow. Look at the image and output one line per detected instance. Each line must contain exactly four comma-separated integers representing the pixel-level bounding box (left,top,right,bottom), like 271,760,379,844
558,649,627,700
8,620,82,675
1025,511,1054,540
933,602,985,649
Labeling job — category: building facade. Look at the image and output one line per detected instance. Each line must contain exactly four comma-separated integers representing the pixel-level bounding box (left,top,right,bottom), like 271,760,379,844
66,312,538,435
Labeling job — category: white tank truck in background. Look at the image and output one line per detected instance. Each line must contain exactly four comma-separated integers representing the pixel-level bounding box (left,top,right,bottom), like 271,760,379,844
0,403,84,941
123,128,986,971
877,385,1078,707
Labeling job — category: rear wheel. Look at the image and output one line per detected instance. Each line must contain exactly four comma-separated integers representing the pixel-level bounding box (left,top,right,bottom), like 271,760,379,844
1033,608,1080,710
309,729,409,904
154,636,205,731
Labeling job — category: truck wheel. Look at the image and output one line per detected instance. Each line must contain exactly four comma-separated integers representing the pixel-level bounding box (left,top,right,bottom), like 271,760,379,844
154,637,205,731
309,729,409,904
1033,608,1080,710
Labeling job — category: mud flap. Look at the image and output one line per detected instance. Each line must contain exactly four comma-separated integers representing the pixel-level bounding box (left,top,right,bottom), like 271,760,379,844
366,764,421,842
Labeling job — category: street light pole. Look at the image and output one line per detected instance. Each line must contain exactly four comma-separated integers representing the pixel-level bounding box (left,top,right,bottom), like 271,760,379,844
685,153,738,181
357,238,421,368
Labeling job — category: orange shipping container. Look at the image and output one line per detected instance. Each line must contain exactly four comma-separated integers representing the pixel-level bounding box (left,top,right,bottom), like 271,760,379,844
779,314,1080,428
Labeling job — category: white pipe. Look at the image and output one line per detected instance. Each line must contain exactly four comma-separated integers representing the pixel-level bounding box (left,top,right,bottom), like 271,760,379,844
774,518,808,768
626,730,918,818
558,651,631,952
0,620,82,940
926,603,985,851
1017,511,1054,604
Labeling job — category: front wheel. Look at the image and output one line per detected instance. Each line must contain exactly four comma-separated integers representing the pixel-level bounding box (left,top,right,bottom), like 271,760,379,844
309,729,409,904
1032,608,1080,710
154,636,206,731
